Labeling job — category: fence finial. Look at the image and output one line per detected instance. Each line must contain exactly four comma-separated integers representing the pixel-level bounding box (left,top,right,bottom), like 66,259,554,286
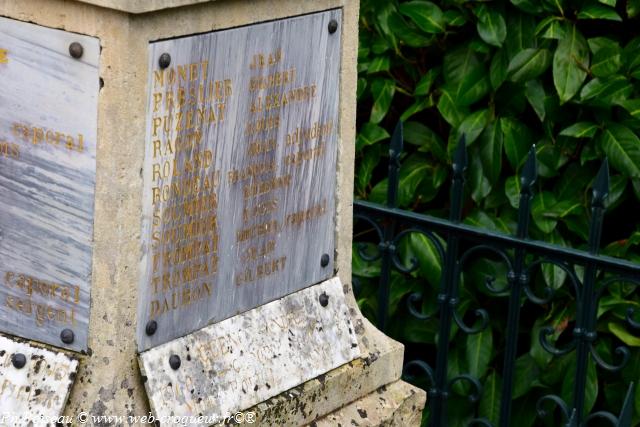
592,158,610,209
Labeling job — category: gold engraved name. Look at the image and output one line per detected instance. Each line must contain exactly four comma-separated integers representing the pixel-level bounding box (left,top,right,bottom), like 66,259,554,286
249,49,283,70
12,122,85,153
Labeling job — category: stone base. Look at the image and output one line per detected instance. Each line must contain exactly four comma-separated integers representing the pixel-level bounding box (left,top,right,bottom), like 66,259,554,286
313,381,426,427
215,317,406,426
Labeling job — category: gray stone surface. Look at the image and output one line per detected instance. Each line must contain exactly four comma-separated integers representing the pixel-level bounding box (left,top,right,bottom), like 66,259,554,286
139,277,360,424
0,334,78,425
138,9,342,351
0,17,99,352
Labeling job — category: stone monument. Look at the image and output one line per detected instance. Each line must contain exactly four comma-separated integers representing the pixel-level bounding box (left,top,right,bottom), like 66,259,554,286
0,0,426,425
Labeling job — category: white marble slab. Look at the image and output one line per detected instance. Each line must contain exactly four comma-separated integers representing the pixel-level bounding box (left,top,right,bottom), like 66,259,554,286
138,10,342,351
0,17,100,352
0,334,78,426
139,277,360,424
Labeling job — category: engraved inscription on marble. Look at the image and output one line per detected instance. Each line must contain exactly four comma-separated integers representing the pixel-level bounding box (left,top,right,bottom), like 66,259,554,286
0,18,100,352
138,10,342,350
0,334,79,425
139,277,360,424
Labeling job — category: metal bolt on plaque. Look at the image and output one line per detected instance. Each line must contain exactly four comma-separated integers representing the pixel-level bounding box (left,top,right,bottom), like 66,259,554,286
11,353,26,369
321,253,330,267
169,354,181,370
319,292,329,307
61,329,75,345
146,320,158,336
328,19,338,34
69,42,84,59
158,53,171,69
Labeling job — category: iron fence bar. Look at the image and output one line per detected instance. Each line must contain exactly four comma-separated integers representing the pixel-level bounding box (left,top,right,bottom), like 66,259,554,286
572,160,610,423
499,148,537,427
376,122,403,332
354,201,640,277
430,138,467,427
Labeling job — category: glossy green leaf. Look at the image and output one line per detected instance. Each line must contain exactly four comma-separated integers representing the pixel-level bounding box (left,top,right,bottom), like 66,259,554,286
370,78,395,124
535,16,567,40
356,77,367,101
511,393,539,427
470,147,492,202
466,327,493,379
628,0,640,18
530,318,553,367
513,354,541,399
442,47,490,106
387,12,432,48
400,96,433,122
578,3,623,21
438,89,468,127
616,99,640,119
408,232,442,287
580,75,633,105
367,56,390,74
504,175,522,208
559,122,599,138
356,145,382,196
457,109,490,145
479,371,501,424
507,49,552,83
532,191,559,233
404,122,448,162
490,49,509,90
525,80,546,122
542,0,566,15
608,322,640,346
598,0,616,5
623,37,640,72
476,7,507,47
561,358,598,416
479,122,504,185
444,9,466,27
510,0,543,15
397,155,429,208
542,231,569,289
404,121,436,146
356,122,390,152
553,25,589,104
591,45,622,77
414,67,440,96
505,11,537,58
352,244,381,278
599,123,640,178
501,117,533,169
399,1,446,34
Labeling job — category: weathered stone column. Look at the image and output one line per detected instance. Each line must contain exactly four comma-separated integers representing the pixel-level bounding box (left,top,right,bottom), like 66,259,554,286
0,0,425,425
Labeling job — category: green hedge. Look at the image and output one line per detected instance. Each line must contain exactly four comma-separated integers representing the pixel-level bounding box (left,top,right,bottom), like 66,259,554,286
354,0,640,425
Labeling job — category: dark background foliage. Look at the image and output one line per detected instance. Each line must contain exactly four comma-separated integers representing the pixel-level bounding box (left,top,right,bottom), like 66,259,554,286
353,0,640,425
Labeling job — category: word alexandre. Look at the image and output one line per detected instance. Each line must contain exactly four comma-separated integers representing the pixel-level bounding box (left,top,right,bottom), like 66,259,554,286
249,84,317,113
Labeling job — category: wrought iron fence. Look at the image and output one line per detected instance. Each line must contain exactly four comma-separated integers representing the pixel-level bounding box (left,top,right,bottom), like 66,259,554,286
352,122,639,427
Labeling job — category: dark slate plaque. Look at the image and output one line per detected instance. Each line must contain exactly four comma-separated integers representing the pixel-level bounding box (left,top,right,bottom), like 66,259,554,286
0,18,99,352
138,10,342,350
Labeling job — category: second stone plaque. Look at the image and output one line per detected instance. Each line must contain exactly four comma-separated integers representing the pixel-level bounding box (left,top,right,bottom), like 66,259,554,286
138,9,342,350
